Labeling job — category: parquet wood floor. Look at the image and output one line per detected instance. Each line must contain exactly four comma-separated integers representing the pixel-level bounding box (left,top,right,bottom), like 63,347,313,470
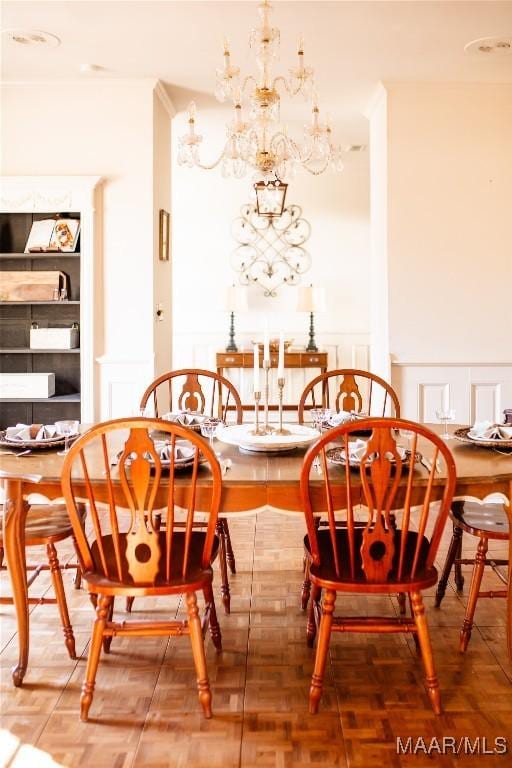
1,511,511,768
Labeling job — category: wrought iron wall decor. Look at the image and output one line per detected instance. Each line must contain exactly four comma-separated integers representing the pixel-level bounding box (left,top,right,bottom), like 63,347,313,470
230,203,311,297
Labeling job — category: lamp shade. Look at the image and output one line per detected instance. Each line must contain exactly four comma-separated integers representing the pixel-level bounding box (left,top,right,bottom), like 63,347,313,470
226,285,248,312
297,285,326,313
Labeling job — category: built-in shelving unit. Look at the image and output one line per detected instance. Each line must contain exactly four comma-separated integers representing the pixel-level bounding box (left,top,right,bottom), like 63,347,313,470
0,211,81,428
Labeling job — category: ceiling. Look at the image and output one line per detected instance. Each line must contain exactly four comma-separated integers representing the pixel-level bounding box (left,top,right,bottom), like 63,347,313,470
2,1,512,143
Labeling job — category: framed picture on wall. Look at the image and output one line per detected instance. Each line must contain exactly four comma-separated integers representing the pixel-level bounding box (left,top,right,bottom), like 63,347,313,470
159,209,170,261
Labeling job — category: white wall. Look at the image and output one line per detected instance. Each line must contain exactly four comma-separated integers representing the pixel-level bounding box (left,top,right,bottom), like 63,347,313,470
368,82,512,421
387,82,512,365
171,107,371,395
1,79,173,418
367,85,390,382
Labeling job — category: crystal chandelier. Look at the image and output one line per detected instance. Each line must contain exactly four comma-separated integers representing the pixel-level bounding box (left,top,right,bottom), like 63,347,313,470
177,0,344,181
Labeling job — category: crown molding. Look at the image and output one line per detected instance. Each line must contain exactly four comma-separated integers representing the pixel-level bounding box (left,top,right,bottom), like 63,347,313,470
1,77,161,88
364,82,387,120
153,80,176,118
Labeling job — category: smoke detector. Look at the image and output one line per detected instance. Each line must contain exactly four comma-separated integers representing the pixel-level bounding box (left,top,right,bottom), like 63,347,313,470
2,29,61,47
464,36,512,56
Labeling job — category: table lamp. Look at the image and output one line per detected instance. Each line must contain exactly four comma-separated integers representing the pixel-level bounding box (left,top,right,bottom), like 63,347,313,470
297,284,326,352
225,285,248,352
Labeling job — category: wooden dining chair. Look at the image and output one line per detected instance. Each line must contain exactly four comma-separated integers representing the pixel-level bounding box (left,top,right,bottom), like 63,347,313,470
139,368,243,613
300,418,456,715
60,417,222,722
298,369,401,610
434,500,509,651
0,474,84,662
298,368,400,424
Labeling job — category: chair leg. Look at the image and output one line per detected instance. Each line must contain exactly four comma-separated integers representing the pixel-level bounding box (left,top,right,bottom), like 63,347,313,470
125,596,135,613
453,526,465,592
216,521,231,614
307,585,321,648
186,591,212,718
309,588,335,714
73,567,82,590
410,590,441,715
203,582,222,652
222,518,236,575
460,536,488,653
81,595,111,722
397,592,407,615
46,542,76,660
301,557,312,611
435,523,463,607
102,599,115,654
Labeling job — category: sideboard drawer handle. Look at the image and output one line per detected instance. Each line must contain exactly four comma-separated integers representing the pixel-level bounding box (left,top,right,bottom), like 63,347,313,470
309,356,319,363
225,357,236,363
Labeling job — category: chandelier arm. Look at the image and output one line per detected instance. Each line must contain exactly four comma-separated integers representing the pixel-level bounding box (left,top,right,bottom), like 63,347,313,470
302,158,331,176
272,75,291,95
272,75,305,99
190,139,239,171
241,74,258,95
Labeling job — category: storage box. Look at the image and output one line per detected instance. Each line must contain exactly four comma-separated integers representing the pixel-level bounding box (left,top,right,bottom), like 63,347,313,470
0,271,66,301
0,373,55,399
30,327,79,350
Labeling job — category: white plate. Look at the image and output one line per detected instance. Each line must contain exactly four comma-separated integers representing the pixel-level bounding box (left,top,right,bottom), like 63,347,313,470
218,423,320,453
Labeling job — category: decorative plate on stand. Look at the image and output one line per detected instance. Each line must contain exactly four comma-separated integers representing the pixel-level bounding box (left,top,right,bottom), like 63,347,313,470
218,423,320,453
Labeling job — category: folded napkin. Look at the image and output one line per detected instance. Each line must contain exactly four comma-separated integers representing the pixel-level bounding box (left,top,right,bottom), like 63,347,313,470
343,440,407,464
162,412,207,428
469,421,512,441
328,411,356,427
153,440,197,463
5,423,59,441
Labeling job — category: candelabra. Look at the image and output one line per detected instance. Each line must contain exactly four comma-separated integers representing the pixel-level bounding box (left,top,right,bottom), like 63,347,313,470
275,377,291,436
262,360,275,434
251,390,266,435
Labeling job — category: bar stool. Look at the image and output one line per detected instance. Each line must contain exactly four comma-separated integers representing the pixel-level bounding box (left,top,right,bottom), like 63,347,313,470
435,500,509,651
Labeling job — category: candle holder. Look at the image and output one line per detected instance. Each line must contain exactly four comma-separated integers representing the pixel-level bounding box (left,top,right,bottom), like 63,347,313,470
275,377,291,436
251,390,266,436
262,360,275,435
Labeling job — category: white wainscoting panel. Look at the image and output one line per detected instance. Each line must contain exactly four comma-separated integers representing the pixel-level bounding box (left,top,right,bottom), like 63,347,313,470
392,363,512,425
96,356,155,420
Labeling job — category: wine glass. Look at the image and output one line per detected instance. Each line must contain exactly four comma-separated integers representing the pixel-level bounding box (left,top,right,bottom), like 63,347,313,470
436,408,455,440
310,407,332,433
200,418,223,455
399,428,414,455
56,420,79,456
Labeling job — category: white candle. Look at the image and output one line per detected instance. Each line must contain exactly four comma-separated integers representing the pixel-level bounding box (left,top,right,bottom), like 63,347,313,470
263,320,270,363
277,331,284,379
253,343,260,392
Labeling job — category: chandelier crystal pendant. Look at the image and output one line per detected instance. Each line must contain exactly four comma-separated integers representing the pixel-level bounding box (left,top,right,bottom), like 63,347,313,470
177,0,344,181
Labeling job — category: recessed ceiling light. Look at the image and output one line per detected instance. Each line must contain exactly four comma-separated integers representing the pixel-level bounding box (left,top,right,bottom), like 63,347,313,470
464,36,512,56
79,63,105,74
346,144,367,153
2,29,61,47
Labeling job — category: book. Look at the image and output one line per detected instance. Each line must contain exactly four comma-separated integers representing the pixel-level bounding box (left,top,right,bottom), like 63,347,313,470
24,218,80,253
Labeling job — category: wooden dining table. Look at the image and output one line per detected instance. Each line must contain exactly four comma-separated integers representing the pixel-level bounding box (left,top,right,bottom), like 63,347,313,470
1,423,511,687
